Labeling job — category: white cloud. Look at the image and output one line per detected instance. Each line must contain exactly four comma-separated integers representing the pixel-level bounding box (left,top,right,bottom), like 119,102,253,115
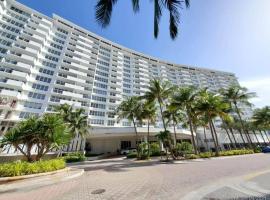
240,77,270,108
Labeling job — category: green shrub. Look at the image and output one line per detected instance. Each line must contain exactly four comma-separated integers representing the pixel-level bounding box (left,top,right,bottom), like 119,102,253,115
219,149,254,156
0,159,65,177
150,142,160,157
64,152,86,163
254,146,262,153
185,154,199,159
126,152,138,159
137,142,149,160
199,152,213,158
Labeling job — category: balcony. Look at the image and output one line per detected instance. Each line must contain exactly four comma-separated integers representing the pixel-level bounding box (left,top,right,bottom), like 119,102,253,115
11,70,28,80
6,79,24,88
65,83,84,91
0,89,20,98
67,76,86,84
62,91,83,99
60,100,81,107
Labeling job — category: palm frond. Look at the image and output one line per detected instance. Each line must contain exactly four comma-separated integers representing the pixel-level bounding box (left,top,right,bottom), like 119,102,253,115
95,0,118,27
132,0,140,12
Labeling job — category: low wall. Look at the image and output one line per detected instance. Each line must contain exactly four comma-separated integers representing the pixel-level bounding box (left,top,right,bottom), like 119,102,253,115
0,153,58,163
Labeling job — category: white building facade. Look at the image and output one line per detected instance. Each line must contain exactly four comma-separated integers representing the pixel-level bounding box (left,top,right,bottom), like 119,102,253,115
0,0,256,155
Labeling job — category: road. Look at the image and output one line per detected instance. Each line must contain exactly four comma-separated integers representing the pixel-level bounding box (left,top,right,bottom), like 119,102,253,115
1,153,270,200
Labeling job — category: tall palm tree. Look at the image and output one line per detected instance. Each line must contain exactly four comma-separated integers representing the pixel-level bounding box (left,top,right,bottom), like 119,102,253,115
195,90,231,156
141,101,157,157
220,85,256,148
253,106,270,129
116,96,143,150
164,105,185,145
170,87,198,154
141,78,174,131
95,0,190,39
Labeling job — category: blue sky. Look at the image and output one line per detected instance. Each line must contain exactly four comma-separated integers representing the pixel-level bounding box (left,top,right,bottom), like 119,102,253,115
17,0,270,108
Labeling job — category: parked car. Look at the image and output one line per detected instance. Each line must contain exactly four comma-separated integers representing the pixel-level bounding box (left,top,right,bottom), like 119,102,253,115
262,146,270,153
120,148,137,155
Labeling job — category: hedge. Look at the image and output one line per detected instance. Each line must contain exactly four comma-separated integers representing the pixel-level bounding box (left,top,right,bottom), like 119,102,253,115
0,158,66,177
64,152,86,163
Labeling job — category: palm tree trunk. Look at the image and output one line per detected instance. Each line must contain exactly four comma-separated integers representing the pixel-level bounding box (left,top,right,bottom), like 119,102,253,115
259,130,267,146
224,127,233,150
173,122,177,146
263,130,270,143
238,129,247,148
147,119,150,158
132,118,139,150
210,120,220,150
252,130,260,146
188,113,198,155
158,100,167,131
203,127,209,151
209,122,219,156
229,128,239,149
234,103,252,148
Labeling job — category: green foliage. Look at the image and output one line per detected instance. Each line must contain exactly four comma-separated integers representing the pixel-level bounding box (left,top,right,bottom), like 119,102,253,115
126,152,138,159
0,114,71,162
150,142,161,157
185,154,199,159
254,146,262,153
199,152,213,158
0,159,65,177
219,149,254,156
84,153,103,157
176,142,193,154
137,142,149,160
64,152,86,163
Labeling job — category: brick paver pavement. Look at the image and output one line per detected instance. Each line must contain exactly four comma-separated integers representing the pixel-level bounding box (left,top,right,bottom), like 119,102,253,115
1,154,270,200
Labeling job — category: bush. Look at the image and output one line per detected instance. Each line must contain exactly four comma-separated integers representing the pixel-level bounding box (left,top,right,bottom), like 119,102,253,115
219,149,254,156
126,152,138,159
0,159,65,177
150,142,160,157
199,152,213,158
64,152,86,163
185,154,199,159
137,142,149,160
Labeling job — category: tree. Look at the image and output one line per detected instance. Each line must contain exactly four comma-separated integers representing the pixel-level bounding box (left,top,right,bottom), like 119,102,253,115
141,78,176,158
253,106,270,129
95,0,190,40
195,90,231,156
141,101,157,157
116,96,143,150
220,85,256,148
170,87,198,154
0,115,71,162
164,105,185,145
55,104,89,138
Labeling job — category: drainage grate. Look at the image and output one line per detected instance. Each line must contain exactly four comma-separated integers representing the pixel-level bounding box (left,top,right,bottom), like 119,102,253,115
91,189,106,195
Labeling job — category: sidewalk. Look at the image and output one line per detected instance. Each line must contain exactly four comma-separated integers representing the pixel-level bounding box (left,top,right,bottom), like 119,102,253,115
0,168,84,194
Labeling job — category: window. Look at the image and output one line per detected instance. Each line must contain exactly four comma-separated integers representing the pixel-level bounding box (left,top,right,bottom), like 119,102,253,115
122,122,131,126
28,92,45,100
94,82,107,89
24,101,42,109
48,48,61,56
89,110,105,117
97,60,109,67
107,120,115,126
90,119,104,125
36,75,51,83
95,76,108,83
45,54,59,62
42,60,57,68
123,89,131,94
19,112,39,119
96,65,109,72
96,70,108,77
50,43,63,50
90,103,106,109
39,68,54,76
123,83,131,88
32,83,49,91
92,95,106,102
93,89,107,95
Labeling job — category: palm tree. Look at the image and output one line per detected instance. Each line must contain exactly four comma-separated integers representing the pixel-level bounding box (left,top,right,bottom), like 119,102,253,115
220,85,256,148
95,0,190,39
141,101,157,157
195,90,231,156
116,96,143,150
253,106,270,129
171,87,198,154
164,105,185,145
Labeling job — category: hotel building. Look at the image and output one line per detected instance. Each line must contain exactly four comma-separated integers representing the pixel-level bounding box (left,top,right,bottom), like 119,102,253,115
0,0,255,155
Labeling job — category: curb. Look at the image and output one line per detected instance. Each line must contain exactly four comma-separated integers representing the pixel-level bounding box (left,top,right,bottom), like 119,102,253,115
0,167,70,184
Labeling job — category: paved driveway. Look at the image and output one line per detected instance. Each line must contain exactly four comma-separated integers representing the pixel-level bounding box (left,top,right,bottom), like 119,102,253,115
1,153,270,200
